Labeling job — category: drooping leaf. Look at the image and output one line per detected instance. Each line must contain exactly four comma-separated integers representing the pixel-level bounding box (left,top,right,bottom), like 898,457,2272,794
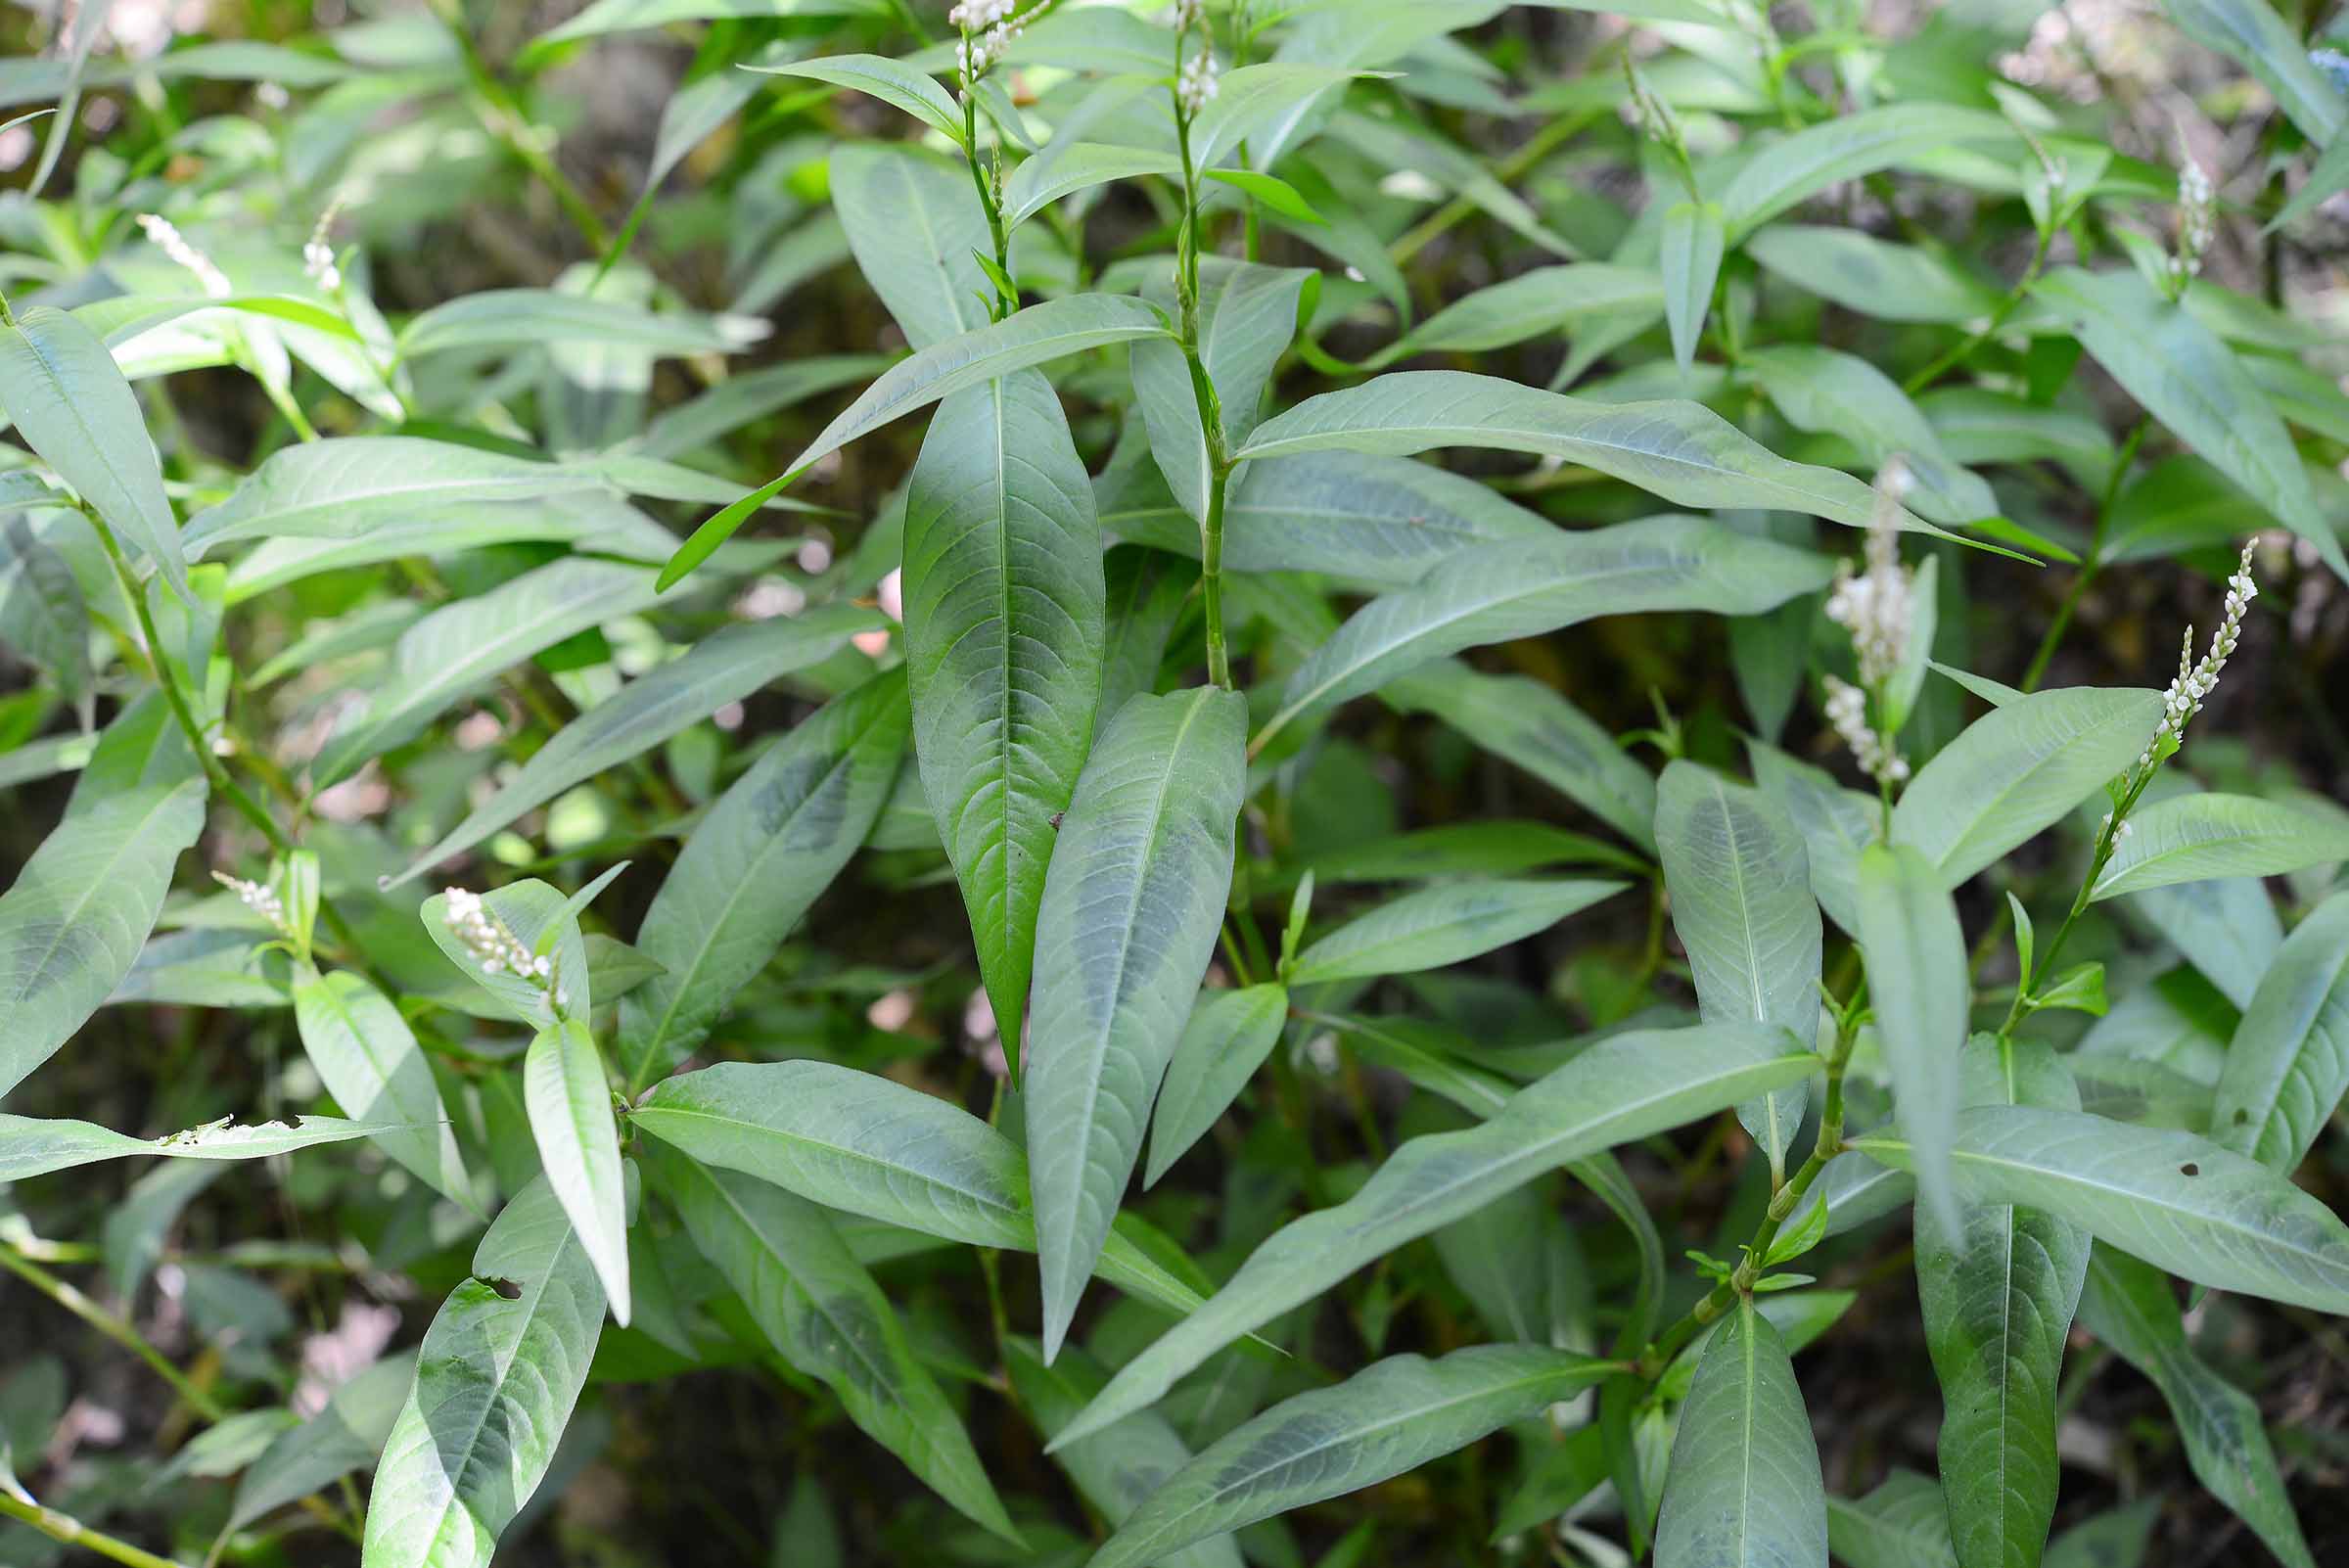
902,372,1106,1054
1025,686,1247,1357
522,1017,628,1326
2090,793,2349,900
1091,1346,1613,1568
2210,890,2349,1172
1652,1297,1829,1567
745,54,966,145
1146,984,1290,1187
1284,878,1623,988
0,1110,402,1183
618,670,907,1090
1053,1023,1816,1450
292,963,474,1209
1857,841,1968,1239
361,1176,604,1568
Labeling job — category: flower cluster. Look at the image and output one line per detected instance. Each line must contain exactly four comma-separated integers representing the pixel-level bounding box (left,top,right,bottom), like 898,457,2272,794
951,0,1022,78
1178,46,1221,115
303,199,345,293
1823,675,1910,785
1621,61,1683,154
1173,0,1204,26
2141,539,2256,767
215,871,289,934
443,887,567,1006
2174,154,2215,283
1824,461,1915,688
137,212,231,300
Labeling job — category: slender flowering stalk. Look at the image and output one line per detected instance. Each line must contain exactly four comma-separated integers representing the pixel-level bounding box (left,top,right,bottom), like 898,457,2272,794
951,0,1024,80
1177,45,1220,115
442,887,568,1008
1821,461,1915,793
2172,150,2214,293
1821,675,1909,786
136,213,231,300
215,871,290,936
2139,539,2256,768
303,198,345,293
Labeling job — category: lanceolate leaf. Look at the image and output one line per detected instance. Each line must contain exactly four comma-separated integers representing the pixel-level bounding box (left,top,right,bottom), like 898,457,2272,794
1720,104,2018,236
1146,984,1290,1187
1857,841,1968,1239
628,1060,1215,1319
1131,259,1313,521
1656,762,1822,1181
1284,878,1623,988
1261,517,1832,748
0,1111,399,1183
0,304,190,600
646,1144,1019,1543
362,1177,603,1568
0,772,207,1101
618,670,908,1090
1915,1039,2089,1568
2077,1244,2317,1568
292,964,473,1209
661,295,1171,587
1231,371,1947,537
2089,793,2349,900
1090,1347,1613,1568
2211,890,2349,1172
746,54,966,144
1853,1107,2349,1314
902,372,1106,1055
1652,1297,1829,1567
523,1017,629,1325
1053,1023,1817,1450
182,438,608,556
1661,202,1724,373
1892,686,2163,887
1025,686,1247,1357
1825,1470,1959,1568
2159,0,2343,146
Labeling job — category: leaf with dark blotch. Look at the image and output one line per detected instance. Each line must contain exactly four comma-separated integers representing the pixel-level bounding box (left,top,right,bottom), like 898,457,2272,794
2211,890,2349,1173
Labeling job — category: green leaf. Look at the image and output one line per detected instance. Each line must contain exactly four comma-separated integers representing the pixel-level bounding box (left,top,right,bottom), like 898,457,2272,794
2090,793,2349,900
1232,371,1951,538
1721,105,2019,237
523,1017,628,1325
1189,63,1357,170
618,670,907,1090
1384,661,1656,852
1004,143,1184,229
292,964,474,1209
1260,517,1832,749
1285,878,1623,988
903,373,1106,1053
1657,762,1822,1182
397,290,762,359
1006,1339,1243,1568
1857,841,1968,1239
1892,685,2163,887
2211,890,2349,1172
1146,984,1290,1187
1204,167,1326,224
1749,739,1880,935
1653,1297,1828,1567
1133,259,1313,521
645,1143,1018,1542
0,304,190,601
831,144,992,350
662,295,1171,587
2159,0,2343,145
1915,1038,2089,1568
1367,263,1663,367
1303,822,1646,883
1853,1106,2349,1314
419,880,588,1032
183,438,609,556
0,772,207,1101
1026,686,1247,1357
391,609,874,888
1741,345,1995,523
1825,1470,1959,1568
361,1176,603,1568
1091,1346,1612,1568
0,1110,400,1183
2031,266,2345,577
745,54,966,144
628,1060,1215,1320
228,1353,415,1535
2077,1243,2316,1568
1661,202,1725,373
1747,226,2002,325
1098,544,1198,716
311,558,675,788
1052,1022,1816,1450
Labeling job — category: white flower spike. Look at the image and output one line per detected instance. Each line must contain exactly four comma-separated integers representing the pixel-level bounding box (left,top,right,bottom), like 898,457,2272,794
2140,539,2256,767
137,213,232,300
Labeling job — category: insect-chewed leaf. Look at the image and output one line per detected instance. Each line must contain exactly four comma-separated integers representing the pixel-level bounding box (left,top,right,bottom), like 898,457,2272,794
903,373,1106,1055
292,963,473,1210
1284,878,1622,987
1914,1039,2088,1568
1855,1106,2349,1314
2077,1243,2317,1568
0,769,207,1100
1092,1346,1612,1568
1657,761,1821,1181
362,1176,603,1568
1261,516,1832,749
1146,984,1290,1188
1857,842,1968,1239
1025,686,1247,1358
1053,1022,1816,1450
644,1143,1019,1542
1892,685,2163,887
523,1017,628,1325
0,1110,400,1182
1653,1298,1828,1567
2090,793,2349,901
628,1059,1214,1319
0,304,190,600
618,669,907,1089
2211,890,2349,1173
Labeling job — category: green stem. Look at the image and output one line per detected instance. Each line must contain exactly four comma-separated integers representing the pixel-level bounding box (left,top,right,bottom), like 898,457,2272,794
2018,415,2148,693
1996,761,2158,1037
1902,221,2054,395
0,1491,193,1568
1390,109,1601,267
960,84,1016,320
1171,23,1233,690
0,1242,225,1423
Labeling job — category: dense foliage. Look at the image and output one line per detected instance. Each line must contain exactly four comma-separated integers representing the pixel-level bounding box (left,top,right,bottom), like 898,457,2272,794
5,1,2349,1565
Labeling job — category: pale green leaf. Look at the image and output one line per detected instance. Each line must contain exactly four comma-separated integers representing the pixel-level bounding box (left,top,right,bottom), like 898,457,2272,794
292,963,473,1209
524,1017,628,1325
1857,841,1968,1239
1285,878,1623,988
0,1110,400,1183
2211,890,2349,1172
1146,984,1290,1188
2091,793,2349,900
746,54,965,144
1653,1298,1828,1568
1662,202,1725,374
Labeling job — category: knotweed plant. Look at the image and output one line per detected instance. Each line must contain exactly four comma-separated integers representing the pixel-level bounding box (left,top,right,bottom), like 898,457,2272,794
4,2,2349,1566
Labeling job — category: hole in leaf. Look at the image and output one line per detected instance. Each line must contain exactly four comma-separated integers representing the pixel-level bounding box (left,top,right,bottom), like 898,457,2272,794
2179,1162,2199,1177
2233,1109,2250,1125
479,1274,524,1299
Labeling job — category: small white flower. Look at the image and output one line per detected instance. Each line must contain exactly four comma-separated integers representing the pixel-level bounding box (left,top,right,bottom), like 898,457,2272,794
2175,152,2215,282
303,197,345,293
1172,0,1205,25
442,887,562,1003
948,0,1014,25
1822,675,1909,786
137,212,231,300
214,871,290,935
1823,459,1917,689
1178,47,1221,115
2139,540,2256,767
